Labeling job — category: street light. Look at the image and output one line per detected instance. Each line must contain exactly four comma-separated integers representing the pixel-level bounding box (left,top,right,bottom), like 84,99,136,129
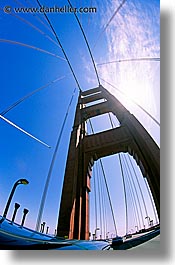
145,216,151,227
20,208,29,227
46,226,49,234
94,228,100,240
11,202,20,223
3,178,29,219
41,222,46,233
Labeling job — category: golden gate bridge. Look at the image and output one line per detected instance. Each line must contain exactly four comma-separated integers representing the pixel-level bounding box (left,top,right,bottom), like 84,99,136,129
0,0,160,249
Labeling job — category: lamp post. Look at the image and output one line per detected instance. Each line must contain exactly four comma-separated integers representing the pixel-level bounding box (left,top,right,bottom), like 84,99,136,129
46,226,49,234
145,216,151,227
94,228,100,240
11,202,20,223
40,223,43,233
3,178,29,219
21,208,29,227
150,220,153,227
40,222,46,233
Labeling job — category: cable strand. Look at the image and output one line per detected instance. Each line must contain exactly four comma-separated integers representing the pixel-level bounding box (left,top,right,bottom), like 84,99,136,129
36,0,82,92
67,0,100,86
35,87,77,231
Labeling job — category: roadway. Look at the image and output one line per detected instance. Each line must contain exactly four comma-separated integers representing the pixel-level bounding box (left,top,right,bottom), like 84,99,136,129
111,228,160,250
0,215,160,250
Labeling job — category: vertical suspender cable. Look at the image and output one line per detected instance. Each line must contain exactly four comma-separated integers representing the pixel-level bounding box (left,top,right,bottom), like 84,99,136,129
144,178,159,225
122,155,142,230
89,119,118,235
118,154,128,235
35,87,77,231
93,165,98,233
96,162,103,238
123,155,145,228
122,158,140,231
99,159,118,236
98,161,107,239
127,154,149,219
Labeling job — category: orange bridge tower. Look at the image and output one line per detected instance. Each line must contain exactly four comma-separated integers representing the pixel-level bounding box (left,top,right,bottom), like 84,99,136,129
57,85,160,240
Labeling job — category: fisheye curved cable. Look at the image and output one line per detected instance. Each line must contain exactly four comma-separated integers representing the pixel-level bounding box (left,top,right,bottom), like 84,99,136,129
97,57,160,66
9,12,61,49
89,119,118,235
0,114,50,148
93,0,127,50
35,87,77,231
67,0,100,86
0,39,66,61
118,154,128,235
100,77,160,126
36,0,82,92
0,75,67,116
12,0,53,34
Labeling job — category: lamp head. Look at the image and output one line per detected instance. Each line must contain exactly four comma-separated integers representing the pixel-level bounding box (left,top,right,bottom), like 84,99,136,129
23,208,29,214
17,179,29,185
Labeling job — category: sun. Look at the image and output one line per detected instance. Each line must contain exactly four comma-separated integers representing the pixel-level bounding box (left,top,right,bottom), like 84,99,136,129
123,78,145,103
115,63,153,112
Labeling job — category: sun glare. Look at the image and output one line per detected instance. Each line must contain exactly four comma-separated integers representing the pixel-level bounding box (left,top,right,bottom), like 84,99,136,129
123,77,149,105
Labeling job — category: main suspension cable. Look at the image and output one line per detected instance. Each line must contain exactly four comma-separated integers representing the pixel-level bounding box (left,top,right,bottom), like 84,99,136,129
36,0,82,92
67,0,100,86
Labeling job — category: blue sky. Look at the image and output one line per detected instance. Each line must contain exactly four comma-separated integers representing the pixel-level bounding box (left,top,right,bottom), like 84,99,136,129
0,0,159,237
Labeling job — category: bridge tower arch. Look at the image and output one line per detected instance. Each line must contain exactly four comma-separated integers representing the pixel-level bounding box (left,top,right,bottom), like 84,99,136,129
57,85,160,240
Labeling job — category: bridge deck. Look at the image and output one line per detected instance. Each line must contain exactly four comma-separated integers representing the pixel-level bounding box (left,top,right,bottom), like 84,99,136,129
0,216,160,250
